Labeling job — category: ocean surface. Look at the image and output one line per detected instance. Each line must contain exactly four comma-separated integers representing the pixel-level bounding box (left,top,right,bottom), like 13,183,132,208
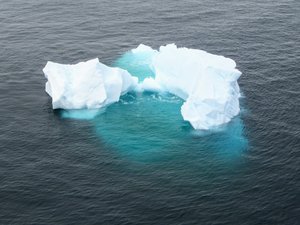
0,0,299,224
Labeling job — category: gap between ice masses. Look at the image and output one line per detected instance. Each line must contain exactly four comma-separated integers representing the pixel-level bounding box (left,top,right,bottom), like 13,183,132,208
42,44,242,130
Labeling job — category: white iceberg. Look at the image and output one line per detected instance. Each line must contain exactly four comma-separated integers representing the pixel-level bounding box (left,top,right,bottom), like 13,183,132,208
43,58,137,109
131,44,242,129
43,44,242,130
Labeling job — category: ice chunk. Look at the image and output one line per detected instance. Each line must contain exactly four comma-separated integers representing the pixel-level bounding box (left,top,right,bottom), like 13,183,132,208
131,44,157,54
130,44,242,129
43,58,137,109
137,77,162,92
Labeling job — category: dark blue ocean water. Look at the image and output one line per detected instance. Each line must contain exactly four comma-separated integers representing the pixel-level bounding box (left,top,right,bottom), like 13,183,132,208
0,0,299,224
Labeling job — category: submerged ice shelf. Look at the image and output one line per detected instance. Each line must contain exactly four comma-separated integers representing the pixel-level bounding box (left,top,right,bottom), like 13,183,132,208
43,44,242,130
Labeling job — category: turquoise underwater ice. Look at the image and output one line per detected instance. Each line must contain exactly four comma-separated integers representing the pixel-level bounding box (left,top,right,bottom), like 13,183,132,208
60,50,248,162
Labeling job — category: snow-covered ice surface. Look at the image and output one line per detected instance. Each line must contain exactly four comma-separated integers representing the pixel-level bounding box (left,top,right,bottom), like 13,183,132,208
43,44,242,130
43,58,137,109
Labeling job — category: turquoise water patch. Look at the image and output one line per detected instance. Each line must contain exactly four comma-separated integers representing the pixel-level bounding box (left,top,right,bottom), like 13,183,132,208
93,92,188,161
92,92,247,162
60,108,104,120
59,93,248,163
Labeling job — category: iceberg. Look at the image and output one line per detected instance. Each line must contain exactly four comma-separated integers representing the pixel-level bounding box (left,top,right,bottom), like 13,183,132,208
42,44,242,130
43,58,137,109
130,44,242,130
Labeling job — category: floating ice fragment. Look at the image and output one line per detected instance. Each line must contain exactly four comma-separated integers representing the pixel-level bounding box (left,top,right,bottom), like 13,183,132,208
43,58,137,109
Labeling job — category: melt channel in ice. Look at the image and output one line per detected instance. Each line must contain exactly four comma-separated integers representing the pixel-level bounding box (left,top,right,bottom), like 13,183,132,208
43,58,138,109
